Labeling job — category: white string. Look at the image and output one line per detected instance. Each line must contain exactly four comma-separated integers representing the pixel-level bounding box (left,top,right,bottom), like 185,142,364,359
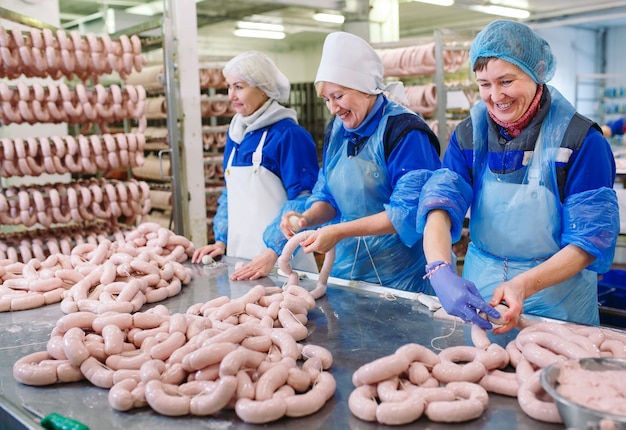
350,236,383,286
0,341,47,351
430,319,458,351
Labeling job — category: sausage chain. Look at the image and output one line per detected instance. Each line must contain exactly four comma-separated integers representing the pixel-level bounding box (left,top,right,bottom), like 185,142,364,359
347,316,626,425
378,41,469,78
0,27,146,81
0,179,151,231
0,133,145,177
0,82,147,129
200,96,236,118
199,67,227,90
201,125,228,150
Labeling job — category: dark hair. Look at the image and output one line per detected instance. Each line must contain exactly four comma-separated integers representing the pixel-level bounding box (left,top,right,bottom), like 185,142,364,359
473,57,494,73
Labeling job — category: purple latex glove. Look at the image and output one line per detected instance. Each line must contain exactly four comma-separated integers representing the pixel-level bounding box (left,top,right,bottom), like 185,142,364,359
425,261,500,330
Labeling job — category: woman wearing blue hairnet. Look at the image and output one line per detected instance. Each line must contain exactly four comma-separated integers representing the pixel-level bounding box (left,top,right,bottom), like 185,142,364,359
418,20,620,333
192,51,319,280
280,32,441,293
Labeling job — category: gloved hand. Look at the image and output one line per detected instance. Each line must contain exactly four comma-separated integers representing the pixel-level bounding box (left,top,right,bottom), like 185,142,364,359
425,261,500,330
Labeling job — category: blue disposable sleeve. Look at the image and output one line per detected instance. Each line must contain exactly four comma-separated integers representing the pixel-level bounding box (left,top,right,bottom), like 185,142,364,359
212,188,229,244
561,187,620,274
416,168,473,243
262,195,309,256
384,169,434,247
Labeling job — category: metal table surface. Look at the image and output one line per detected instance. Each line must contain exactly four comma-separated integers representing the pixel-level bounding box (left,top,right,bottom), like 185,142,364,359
0,257,565,430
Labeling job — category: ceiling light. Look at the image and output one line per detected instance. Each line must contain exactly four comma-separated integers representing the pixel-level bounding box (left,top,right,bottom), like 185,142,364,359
237,21,284,32
234,29,286,40
313,13,345,24
126,2,163,16
469,4,530,18
126,0,203,16
411,0,455,6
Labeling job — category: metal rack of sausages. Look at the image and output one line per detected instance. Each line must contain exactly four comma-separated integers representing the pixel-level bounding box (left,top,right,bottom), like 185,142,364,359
4,245,625,429
125,62,232,241
374,28,478,152
0,11,155,264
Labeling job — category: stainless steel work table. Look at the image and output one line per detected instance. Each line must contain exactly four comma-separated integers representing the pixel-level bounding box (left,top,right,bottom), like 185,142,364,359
0,257,564,429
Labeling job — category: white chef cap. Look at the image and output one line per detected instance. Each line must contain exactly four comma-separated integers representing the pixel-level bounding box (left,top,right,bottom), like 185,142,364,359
223,51,291,103
314,32,408,105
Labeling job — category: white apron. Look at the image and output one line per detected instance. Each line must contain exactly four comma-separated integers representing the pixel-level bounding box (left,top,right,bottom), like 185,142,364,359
225,130,318,272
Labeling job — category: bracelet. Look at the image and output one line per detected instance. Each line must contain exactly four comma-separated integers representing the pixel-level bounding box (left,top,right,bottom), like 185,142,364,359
423,260,450,279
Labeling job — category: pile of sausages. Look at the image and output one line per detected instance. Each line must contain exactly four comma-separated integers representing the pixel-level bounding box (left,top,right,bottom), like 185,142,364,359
0,133,145,177
347,312,626,425
0,178,151,229
13,282,336,424
0,222,130,263
503,320,626,423
0,27,146,81
0,81,147,131
0,222,192,312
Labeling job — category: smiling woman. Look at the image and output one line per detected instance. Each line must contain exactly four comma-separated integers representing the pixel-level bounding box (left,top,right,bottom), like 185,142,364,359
418,19,620,334
279,31,442,294
191,51,321,281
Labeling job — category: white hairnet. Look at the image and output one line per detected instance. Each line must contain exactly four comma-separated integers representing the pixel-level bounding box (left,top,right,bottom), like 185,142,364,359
469,20,556,84
222,51,291,102
314,32,409,105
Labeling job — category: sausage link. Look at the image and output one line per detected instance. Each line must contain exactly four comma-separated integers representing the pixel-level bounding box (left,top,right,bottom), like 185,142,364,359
284,371,336,417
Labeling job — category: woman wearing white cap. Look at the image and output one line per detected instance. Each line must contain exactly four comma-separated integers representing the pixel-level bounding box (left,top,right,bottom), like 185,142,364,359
192,51,320,279
281,31,442,293
418,20,619,333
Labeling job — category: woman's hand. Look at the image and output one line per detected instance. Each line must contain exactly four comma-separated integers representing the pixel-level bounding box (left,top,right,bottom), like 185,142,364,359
230,249,278,280
280,211,307,238
299,225,340,254
489,278,526,334
426,261,499,330
191,241,226,263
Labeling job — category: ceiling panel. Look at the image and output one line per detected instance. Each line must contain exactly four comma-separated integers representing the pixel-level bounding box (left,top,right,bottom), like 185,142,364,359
54,0,626,43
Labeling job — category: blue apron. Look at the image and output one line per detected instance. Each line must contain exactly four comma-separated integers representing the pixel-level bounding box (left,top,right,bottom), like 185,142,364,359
463,90,599,325
324,102,432,293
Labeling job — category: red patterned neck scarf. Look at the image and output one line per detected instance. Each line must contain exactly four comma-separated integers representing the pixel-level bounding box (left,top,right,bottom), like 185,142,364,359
488,85,543,138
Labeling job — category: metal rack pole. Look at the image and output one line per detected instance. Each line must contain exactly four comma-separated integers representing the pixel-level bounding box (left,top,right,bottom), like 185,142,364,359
161,0,207,243
434,29,448,156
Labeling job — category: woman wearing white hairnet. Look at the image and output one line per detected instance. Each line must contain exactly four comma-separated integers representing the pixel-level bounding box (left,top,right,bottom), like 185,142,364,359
280,32,441,293
418,20,619,333
192,51,319,279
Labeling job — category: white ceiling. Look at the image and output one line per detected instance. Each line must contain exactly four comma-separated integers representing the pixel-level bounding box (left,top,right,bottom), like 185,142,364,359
55,0,626,50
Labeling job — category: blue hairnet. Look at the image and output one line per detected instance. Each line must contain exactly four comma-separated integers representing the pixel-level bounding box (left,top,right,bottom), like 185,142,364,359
470,20,556,84
561,187,620,274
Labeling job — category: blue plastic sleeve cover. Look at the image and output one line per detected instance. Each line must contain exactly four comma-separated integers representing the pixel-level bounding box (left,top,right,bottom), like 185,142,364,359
384,169,434,247
561,186,620,274
263,195,309,255
416,168,473,243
